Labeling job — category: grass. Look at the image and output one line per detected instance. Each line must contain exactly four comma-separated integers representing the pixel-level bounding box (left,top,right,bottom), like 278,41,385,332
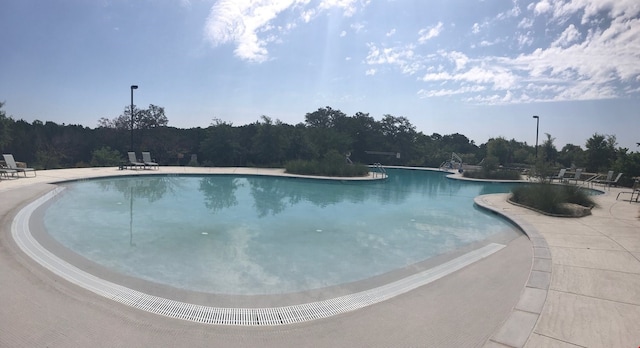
510,183,595,216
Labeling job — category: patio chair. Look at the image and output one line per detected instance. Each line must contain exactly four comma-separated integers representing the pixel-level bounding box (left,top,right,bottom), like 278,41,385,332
142,152,159,170
594,170,613,186
605,173,623,187
547,168,566,183
568,168,582,184
2,154,36,177
0,168,18,179
127,152,145,170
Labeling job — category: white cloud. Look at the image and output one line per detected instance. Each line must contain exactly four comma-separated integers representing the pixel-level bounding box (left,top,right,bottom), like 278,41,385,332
418,22,444,43
496,0,521,20
204,0,299,63
386,29,396,37
442,51,469,71
552,24,582,47
518,17,534,29
417,85,487,98
351,22,366,33
318,0,370,17
421,66,517,91
340,30,347,37
533,0,552,15
365,68,376,76
517,32,534,47
472,23,481,34
414,1,640,104
204,0,370,63
365,43,423,75
478,38,502,47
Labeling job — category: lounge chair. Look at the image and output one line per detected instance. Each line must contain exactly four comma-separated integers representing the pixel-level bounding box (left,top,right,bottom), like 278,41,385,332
606,173,623,187
0,168,18,179
127,152,146,170
2,154,36,177
568,168,583,184
547,168,566,183
142,152,159,170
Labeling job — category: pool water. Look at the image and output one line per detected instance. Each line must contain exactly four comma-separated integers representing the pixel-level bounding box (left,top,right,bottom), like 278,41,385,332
44,169,521,295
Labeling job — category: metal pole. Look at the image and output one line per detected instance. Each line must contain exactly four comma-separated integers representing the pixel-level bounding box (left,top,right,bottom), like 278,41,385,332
533,115,539,159
130,85,138,151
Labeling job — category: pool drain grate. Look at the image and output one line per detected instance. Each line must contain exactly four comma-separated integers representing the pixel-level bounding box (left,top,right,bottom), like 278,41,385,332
13,187,505,326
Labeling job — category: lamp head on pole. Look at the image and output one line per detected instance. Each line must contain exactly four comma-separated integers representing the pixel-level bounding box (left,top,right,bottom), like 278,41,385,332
131,85,138,90
532,115,539,120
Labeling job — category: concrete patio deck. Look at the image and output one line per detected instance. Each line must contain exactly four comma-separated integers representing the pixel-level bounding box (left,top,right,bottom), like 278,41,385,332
0,167,638,347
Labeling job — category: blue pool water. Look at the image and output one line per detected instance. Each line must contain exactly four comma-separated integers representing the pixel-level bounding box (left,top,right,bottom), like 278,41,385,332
44,169,521,295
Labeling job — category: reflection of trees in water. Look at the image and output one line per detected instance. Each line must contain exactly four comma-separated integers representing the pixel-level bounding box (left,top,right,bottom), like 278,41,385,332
244,176,366,217
193,170,470,218
374,169,462,203
243,170,462,217
96,176,180,202
246,177,302,217
199,176,241,213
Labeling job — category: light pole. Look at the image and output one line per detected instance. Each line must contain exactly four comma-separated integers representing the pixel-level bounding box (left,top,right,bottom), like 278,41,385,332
130,85,138,151
532,115,539,159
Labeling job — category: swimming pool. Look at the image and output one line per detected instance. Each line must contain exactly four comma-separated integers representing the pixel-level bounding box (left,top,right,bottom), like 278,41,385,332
41,169,521,296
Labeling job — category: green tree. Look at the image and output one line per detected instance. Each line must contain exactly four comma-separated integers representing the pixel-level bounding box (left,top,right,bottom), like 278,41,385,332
486,137,511,165
0,102,13,151
199,119,243,166
541,133,558,164
90,146,123,166
98,104,168,130
585,133,616,172
558,144,585,168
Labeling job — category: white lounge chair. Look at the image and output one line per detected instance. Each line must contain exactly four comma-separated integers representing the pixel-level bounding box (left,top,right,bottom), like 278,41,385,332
568,168,582,184
547,168,566,183
2,154,36,177
604,173,623,187
127,152,145,170
142,152,159,170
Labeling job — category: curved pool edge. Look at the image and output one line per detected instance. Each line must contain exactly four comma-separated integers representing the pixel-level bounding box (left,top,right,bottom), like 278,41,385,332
474,193,550,348
14,185,509,326
0,167,536,347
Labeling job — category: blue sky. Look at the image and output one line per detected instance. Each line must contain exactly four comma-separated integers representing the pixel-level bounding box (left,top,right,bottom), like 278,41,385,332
1,0,639,150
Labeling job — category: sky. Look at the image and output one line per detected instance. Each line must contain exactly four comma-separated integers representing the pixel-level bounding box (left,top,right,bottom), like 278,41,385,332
1,0,639,150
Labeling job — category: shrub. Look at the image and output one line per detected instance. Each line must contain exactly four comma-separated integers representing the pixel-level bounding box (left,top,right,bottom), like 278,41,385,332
285,151,369,177
462,155,522,180
90,146,123,167
510,183,595,215
463,169,522,180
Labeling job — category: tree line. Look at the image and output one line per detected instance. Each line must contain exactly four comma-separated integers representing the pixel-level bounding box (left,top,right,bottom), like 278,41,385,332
1,103,638,186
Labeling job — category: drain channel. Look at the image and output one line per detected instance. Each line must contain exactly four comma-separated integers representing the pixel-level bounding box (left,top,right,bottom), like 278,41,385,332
12,187,505,326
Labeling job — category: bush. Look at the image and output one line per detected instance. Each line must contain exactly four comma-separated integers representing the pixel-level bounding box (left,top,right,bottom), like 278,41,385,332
463,169,522,180
90,146,123,167
510,183,595,215
285,150,369,177
462,155,522,180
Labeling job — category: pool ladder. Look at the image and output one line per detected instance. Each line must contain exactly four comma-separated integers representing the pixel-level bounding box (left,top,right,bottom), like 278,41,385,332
372,163,387,179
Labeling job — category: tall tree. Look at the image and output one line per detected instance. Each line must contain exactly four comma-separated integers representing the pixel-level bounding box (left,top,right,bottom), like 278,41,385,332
541,133,558,164
585,133,616,172
98,104,168,130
